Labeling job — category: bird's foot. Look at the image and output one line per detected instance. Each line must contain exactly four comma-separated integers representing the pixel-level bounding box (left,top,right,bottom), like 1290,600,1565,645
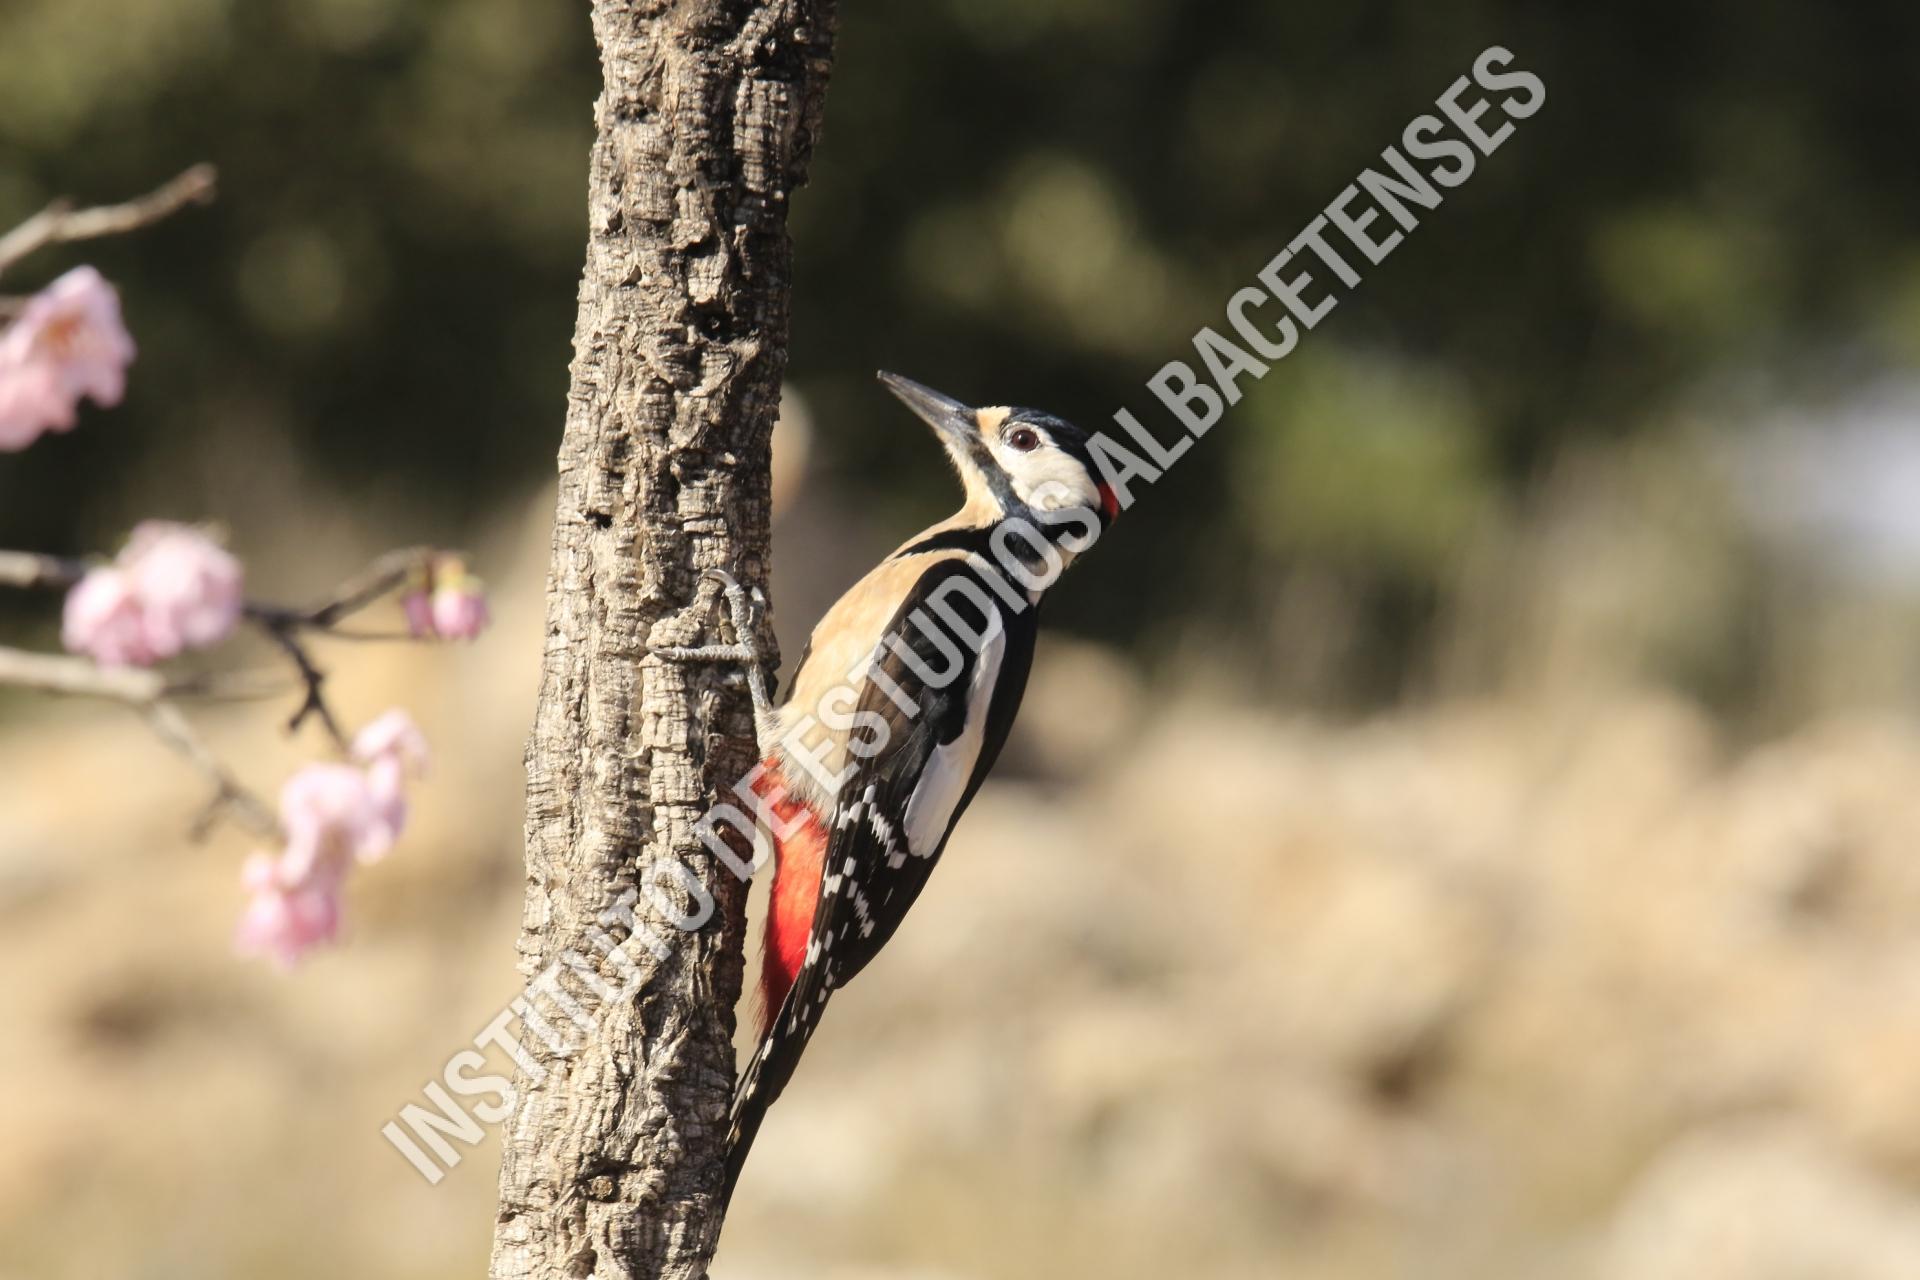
651,568,778,752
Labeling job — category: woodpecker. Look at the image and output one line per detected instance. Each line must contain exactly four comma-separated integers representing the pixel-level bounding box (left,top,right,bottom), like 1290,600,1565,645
656,371,1118,1206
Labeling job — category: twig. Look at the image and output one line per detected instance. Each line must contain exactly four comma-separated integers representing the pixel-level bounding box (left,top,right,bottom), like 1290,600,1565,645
0,644,279,839
0,164,218,279
143,701,280,840
0,550,354,750
254,620,349,751
239,545,438,751
243,545,437,630
303,628,419,643
0,644,288,703
0,549,83,590
0,644,164,700
1,545,441,627
1,543,447,754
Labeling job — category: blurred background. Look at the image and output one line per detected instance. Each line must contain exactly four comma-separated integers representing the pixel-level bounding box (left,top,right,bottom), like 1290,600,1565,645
5,2,1920,1278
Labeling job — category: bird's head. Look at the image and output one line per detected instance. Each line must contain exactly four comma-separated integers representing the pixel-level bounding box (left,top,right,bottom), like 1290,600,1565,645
877,371,1119,530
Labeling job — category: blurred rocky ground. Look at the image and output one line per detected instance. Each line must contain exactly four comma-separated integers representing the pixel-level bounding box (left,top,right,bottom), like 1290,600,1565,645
3,488,1920,1280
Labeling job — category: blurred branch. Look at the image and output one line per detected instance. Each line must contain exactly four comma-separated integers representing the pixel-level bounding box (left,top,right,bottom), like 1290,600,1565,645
0,545,440,621
240,546,438,751
242,546,435,631
1,544,445,755
0,545,449,838
251,620,348,751
0,644,164,700
0,643,279,839
0,550,82,590
0,164,217,280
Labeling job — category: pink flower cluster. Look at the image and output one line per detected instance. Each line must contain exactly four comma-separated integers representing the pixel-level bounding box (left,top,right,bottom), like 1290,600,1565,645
1,255,473,969
0,266,136,451
401,556,490,641
61,522,244,666
235,709,429,968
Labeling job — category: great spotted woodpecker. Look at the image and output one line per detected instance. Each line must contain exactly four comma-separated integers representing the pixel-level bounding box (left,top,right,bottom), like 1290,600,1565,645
657,371,1117,1206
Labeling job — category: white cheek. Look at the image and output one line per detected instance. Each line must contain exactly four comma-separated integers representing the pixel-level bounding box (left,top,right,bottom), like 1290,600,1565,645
992,444,1098,511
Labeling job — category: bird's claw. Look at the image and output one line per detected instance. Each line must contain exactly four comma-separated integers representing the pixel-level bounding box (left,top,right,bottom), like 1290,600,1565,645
652,566,777,752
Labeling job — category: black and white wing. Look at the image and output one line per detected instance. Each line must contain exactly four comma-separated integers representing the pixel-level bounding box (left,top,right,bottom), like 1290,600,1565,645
724,557,1037,1202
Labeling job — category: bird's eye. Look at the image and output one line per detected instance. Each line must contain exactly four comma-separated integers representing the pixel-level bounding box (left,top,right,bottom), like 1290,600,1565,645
1007,426,1041,452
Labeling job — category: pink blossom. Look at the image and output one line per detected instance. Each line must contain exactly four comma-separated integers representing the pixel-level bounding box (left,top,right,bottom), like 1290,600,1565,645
0,266,136,451
352,709,429,855
238,728,428,969
279,762,395,881
59,522,243,666
122,521,243,652
234,852,342,969
400,589,435,639
0,360,65,451
61,568,157,667
352,707,429,774
399,558,490,641
362,757,409,857
430,578,490,640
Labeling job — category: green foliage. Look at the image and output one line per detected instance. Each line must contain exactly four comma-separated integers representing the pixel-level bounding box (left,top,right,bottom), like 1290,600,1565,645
2,0,1914,703
1232,353,1492,577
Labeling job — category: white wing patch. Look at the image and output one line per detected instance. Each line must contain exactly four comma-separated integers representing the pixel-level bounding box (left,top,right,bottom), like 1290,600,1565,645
902,625,1005,858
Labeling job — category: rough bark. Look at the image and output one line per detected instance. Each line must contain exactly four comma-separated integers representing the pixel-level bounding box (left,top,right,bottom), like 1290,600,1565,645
490,4,835,1278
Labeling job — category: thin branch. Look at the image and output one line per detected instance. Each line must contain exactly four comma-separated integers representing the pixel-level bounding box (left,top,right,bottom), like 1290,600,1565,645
0,549,83,591
142,701,281,840
171,670,306,703
0,164,218,279
0,644,279,839
304,627,419,643
0,645,289,703
0,644,164,700
238,545,439,752
243,545,437,630
1,543,447,755
1,545,441,629
254,619,349,751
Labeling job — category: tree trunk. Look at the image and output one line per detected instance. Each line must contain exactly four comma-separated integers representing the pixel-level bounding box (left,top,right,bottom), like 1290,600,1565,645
490,4,835,1278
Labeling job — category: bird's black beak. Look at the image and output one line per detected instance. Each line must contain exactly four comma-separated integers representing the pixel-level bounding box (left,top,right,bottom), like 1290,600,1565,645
877,371,979,462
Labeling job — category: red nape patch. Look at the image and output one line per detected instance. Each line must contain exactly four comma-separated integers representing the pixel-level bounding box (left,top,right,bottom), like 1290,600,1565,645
1097,483,1121,521
752,760,827,1020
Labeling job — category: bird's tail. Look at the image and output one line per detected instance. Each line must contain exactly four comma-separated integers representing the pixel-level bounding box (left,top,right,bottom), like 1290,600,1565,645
721,953,829,1210
721,1049,769,1211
